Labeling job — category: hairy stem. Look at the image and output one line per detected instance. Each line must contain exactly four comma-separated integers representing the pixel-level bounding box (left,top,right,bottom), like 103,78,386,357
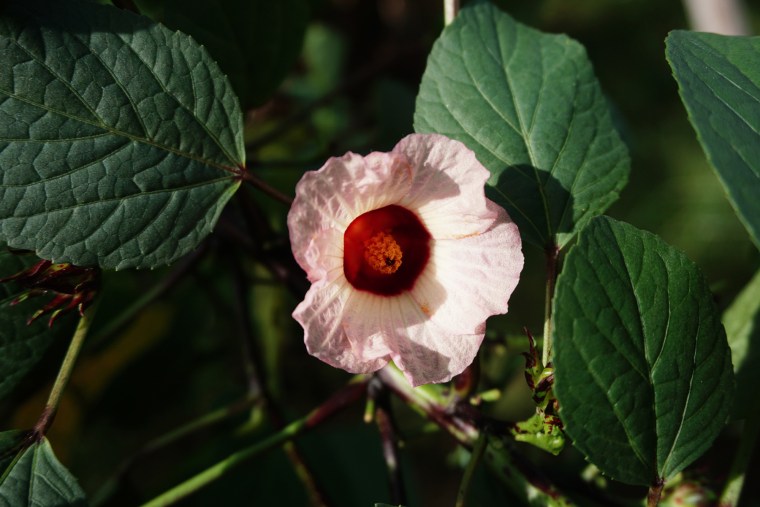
139,378,368,507
34,304,97,437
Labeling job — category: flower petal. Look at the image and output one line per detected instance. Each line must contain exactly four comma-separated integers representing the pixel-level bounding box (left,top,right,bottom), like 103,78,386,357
294,277,390,374
410,202,523,334
393,134,496,239
288,151,413,275
300,227,344,283
386,293,484,386
341,291,395,363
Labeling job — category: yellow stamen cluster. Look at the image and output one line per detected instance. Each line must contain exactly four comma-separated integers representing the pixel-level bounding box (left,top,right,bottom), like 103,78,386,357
364,231,403,274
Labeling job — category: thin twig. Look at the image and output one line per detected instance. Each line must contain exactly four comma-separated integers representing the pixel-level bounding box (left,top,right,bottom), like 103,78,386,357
229,254,264,397
139,378,369,507
228,240,329,507
88,241,210,349
238,169,294,206
455,432,488,507
376,366,574,505
371,377,407,505
246,47,400,153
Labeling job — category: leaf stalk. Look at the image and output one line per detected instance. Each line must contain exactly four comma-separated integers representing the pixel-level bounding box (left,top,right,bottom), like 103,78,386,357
542,244,560,367
34,303,97,438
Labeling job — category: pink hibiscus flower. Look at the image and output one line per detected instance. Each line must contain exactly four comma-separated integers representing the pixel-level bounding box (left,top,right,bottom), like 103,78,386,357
288,134,523,386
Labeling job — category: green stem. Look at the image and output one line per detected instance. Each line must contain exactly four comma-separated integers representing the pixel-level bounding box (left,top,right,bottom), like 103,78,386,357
455,432,488,507
141,420,305,507
92,396,262,506
34,304,97,437
139,378,368,507
541,244,560,367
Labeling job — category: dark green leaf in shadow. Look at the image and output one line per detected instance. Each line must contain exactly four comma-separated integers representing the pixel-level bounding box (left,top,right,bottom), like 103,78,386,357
0,248,74,401
666,31,760,250
414,3,629,249
162,0,309,109
0,431,24,473
724,268,760,420
0,0,244,270
0,437,86,506
553,216,733,486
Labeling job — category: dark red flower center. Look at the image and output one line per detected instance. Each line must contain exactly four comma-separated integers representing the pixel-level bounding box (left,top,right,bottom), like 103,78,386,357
343,205,431,296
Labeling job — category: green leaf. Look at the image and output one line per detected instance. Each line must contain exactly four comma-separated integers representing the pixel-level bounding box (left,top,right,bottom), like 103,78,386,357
0,0,244,270
666,31,760,250
553,216,734,486
414,3,629,249
0,437,86,506
162,0,309,109
724,268,760,420
0,431,24,473
0,248,73,401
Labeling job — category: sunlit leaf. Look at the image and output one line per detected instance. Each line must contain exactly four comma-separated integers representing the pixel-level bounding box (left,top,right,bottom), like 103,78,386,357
0,0,244,270
667,31,760,250
415,3,629,249
554,216,733,485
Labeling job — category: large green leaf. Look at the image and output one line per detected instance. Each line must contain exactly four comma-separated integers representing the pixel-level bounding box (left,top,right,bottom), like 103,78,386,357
0,0,244,270
0,437,86,506
162,0,309,109
553,216,733,486
414,3,629,249
0,248,74,401
724,268,760,419
666,31,760,250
